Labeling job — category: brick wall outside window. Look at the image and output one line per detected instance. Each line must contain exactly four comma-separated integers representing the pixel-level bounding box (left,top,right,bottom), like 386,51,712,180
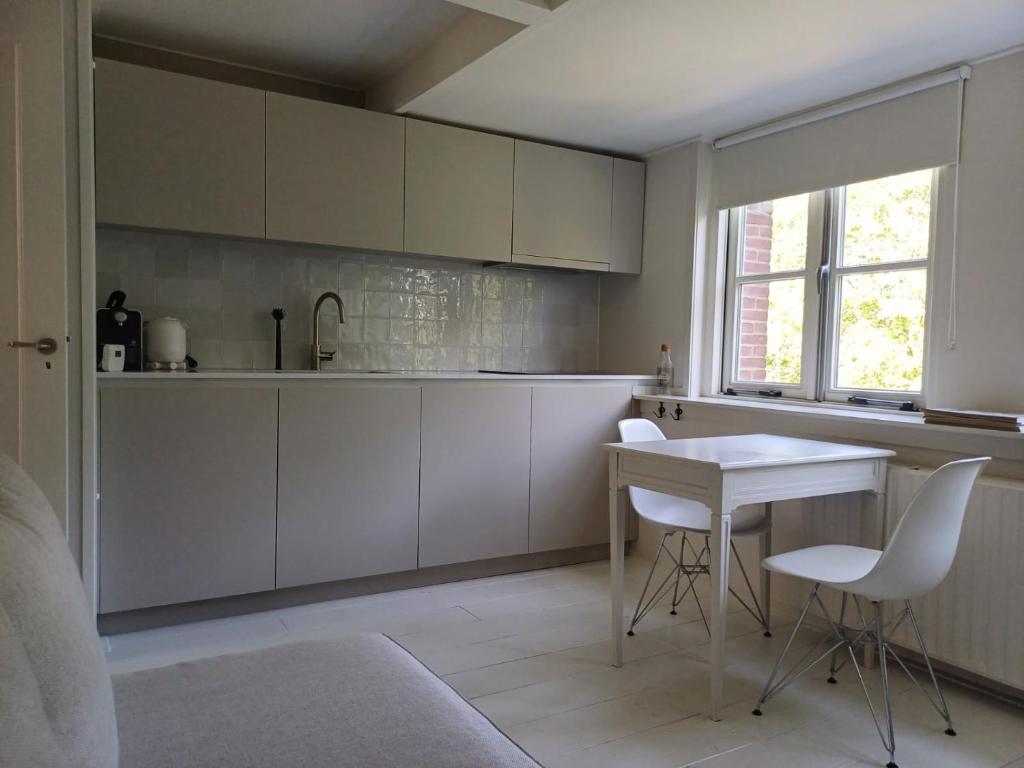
737,202,772,381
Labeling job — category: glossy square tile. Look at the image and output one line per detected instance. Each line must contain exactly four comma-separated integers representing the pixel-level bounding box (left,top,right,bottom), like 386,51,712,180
364,291,391,319
390,292,416,319
222,251,254,283
364,264,392,291
363,318,389,344
155,245,189,278
389,319,415,345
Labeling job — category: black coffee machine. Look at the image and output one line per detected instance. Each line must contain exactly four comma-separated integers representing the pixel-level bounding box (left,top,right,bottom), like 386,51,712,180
96,290,143,371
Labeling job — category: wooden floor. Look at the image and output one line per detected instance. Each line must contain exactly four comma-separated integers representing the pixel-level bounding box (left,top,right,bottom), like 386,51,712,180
104,556,1024,768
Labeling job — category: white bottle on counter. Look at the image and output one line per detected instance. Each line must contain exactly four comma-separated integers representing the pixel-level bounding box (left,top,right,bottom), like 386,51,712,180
656,344,673,393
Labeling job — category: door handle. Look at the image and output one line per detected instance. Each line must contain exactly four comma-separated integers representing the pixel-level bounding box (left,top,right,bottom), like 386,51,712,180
7,337,58,355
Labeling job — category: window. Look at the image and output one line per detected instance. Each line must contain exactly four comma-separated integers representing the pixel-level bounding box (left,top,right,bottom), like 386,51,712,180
722,168,936,406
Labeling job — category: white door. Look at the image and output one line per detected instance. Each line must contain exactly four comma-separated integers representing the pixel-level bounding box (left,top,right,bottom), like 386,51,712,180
0,1,70,525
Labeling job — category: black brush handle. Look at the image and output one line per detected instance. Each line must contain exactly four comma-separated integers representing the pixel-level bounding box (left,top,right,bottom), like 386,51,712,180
271,308,286,371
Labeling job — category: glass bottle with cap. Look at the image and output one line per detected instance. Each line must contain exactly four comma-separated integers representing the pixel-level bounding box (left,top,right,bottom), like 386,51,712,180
656,344,673,393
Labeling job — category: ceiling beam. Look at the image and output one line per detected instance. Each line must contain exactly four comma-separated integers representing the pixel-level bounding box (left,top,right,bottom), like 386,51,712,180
443,0,552,26
366,10,525,113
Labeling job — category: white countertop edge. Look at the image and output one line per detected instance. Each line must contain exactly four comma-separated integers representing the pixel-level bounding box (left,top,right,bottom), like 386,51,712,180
96,370,656,382
633,393,1024,442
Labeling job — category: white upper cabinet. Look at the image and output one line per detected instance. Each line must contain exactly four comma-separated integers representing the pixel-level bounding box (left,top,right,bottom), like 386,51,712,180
266,93,405,252
610,158,645,274
94,59,266,238
405,120,514,263
512,140,613,270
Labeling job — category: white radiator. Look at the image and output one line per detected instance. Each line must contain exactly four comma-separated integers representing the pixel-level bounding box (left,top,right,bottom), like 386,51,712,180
885,466,1024,691
765,466,1024,692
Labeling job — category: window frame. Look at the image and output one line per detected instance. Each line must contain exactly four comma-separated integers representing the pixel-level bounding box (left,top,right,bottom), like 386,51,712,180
721,169,938,408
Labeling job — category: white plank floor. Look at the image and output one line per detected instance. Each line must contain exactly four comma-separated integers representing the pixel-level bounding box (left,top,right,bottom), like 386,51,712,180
104,556,1024,768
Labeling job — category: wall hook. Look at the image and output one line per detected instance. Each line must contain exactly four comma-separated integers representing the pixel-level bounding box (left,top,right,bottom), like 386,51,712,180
671,404,683,421
654,402,667,419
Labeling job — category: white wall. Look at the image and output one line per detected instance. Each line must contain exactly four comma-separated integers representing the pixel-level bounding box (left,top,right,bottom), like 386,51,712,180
926,50,1024,413
598,142,698,383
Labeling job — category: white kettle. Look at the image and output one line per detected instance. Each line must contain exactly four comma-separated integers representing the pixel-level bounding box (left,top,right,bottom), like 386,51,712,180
145,316,188,367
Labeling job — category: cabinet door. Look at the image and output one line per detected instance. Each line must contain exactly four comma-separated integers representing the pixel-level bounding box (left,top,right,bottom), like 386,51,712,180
267,93,405,252
529,385,632,552
610,158,645,274
276,386,420,588
513,140,613,266
419,385,530,567
94,59,266,238
99,387,278,613
405,120,514,263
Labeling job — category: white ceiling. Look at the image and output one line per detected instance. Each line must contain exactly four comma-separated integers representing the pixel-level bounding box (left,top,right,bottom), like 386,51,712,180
404,0,1024,155
91,0,468,89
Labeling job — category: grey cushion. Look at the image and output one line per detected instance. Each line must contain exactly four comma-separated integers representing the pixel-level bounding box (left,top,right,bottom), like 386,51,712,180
114,633,540,768
0,455,118,768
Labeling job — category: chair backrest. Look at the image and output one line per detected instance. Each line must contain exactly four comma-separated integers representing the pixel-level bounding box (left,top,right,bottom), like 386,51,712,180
0,455,118,768
852,457,989,601
618,418,666,444
618,419,668,512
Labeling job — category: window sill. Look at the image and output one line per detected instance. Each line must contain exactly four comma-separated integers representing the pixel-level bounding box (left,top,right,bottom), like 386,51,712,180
631,391,1024,442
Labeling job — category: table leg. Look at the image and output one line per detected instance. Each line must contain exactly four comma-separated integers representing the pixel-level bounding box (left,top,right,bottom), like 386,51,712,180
759,502,772,637
709,501,732,721
610,454,625,667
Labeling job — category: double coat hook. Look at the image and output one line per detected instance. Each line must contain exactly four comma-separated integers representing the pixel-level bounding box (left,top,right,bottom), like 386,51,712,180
653,401,683,421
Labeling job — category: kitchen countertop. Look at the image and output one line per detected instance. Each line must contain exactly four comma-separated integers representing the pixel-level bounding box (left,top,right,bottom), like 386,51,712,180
96,369,655,382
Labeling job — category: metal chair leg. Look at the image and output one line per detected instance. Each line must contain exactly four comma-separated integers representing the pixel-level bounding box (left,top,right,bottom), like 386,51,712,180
669,532,686,615
729,539,769,634
627,532,672,636
753,583,821,715
759,502,773,637
906,601,956,736
875,602,898,768
828,592,848,684
643,525,775,641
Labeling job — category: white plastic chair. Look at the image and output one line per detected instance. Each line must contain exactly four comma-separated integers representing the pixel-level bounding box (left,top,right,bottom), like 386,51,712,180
618,418,772,637
751,456,990,768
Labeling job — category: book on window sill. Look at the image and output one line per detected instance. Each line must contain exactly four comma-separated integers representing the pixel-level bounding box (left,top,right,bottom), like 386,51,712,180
923,408,1024,432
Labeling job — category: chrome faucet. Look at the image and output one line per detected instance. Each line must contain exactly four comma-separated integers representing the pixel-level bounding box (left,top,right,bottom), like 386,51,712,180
311,291,346,370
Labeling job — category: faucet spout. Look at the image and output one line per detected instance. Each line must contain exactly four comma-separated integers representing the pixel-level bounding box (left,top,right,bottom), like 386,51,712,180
311,291,346,370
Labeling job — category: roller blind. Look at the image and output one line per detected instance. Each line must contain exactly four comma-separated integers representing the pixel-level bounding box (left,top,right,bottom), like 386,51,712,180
714,79,963,209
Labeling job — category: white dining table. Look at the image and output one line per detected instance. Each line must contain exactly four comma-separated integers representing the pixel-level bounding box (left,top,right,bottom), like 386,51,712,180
603,432,895,720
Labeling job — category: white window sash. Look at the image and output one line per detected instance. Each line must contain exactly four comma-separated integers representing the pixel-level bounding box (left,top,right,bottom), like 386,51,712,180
820,170,938,405
721,193,823,400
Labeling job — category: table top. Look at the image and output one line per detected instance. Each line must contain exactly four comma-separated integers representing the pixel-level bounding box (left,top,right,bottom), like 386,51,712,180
602,433,895,470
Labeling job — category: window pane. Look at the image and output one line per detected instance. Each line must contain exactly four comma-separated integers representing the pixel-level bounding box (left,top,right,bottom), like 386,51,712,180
736,279,803,384
740,193,809,275
841,169,932,266
835,269,926,392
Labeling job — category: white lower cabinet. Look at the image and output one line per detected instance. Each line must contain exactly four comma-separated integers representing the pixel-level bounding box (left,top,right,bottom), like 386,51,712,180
529,385,633,553
275,386,421,588
99,388,278,613
98,381,636,611
419,385,531,567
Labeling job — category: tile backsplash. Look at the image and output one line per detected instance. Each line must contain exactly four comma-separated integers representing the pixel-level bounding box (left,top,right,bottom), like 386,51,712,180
96,227,600,372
